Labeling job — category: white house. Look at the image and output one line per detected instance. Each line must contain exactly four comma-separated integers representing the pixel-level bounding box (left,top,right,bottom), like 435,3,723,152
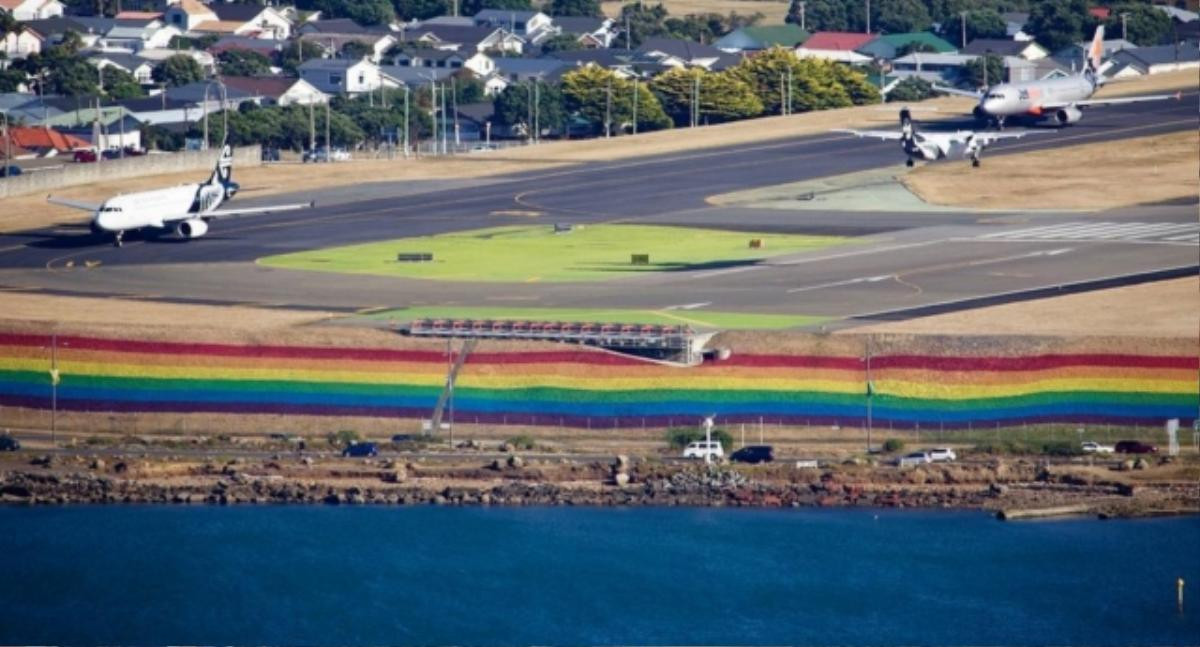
198,3,292,40
100,22,181,52
473,9,552,43
0,0,63,21
89,53,156,84
298,58,386,95
221,75,328,106
163,0,216,33
1,26,42,58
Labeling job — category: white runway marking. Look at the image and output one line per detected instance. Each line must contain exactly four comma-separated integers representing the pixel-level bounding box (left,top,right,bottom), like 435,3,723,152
977,222,1200,245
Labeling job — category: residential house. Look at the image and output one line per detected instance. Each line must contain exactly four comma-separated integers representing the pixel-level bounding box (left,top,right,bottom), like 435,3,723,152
298,58,385,94
473,9,552,44
89,52,156,84
1157,6,1198,23
99,19,181,52
857,32,956,60
546,48,637,77
390,47,495,76
962,38,1047,60
795,31,874,64
492,57,569,83
1109,43,1200,75
24,16,104,48
1053,38,1136,74
55,110,143,151
635,37,724,69
164,80,253,110
1003,12,1032,41
109,94,204,126
403,24,523,54
163,0,217,32
0,125,88,156
208,35,284,59
0,92,65,124
891,52,1027,85
136,46,215,71
549,15,616,48
377,64,456,91
714,24,808,52
114,10,163,21
221,75,327,106
297,19,396,62
0,0,63,21
1,25,42,59
194,3,292,40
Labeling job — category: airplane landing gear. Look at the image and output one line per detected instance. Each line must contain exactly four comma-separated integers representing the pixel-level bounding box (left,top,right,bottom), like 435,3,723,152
113,231,124,248
905,157,915,168
971,156,981,168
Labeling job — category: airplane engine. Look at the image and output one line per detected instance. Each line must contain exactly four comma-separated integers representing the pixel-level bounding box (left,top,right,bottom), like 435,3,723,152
176,218,209,239
1054,106,1082,125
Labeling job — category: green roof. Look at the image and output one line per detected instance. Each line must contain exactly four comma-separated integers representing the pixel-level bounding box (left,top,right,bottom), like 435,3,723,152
738,24,810,47
874,32,957,53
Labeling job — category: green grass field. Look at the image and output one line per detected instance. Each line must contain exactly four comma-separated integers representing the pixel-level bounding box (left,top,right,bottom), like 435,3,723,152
357,306,829,331
259,224,846,283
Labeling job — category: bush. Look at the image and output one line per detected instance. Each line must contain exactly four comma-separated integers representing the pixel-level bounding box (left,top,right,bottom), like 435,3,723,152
327,429,361,447
506,434,536,451
882,438,904,453
664,427,734,450
972,440,1083,457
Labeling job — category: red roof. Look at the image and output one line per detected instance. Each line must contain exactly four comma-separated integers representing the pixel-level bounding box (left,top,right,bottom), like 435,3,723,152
800,31,877,51
1089,7,1111,19
114,10,163,19
220,75,301,99
7,126,91,153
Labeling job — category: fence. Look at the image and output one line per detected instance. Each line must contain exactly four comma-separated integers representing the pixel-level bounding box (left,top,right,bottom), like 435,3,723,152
0,145,261,199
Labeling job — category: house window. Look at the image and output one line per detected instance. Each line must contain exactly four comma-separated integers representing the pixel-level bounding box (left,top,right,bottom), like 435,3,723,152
451,61,461,68
330,74,342,85
358,73,365,84
423,60,432,67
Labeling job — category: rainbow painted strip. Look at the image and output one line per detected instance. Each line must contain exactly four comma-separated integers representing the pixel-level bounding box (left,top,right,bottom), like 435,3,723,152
0,333,1195,428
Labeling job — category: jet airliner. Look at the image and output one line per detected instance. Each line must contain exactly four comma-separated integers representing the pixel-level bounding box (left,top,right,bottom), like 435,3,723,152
835,108,1033,167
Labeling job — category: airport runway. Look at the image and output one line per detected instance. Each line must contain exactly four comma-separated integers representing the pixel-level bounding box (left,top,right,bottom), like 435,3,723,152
0,93,1195,326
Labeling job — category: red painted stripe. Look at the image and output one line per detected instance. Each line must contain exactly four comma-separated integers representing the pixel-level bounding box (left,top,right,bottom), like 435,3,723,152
871,354,1199,371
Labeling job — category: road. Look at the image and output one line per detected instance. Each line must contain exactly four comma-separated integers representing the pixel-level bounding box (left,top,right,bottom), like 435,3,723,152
0,93,1195,326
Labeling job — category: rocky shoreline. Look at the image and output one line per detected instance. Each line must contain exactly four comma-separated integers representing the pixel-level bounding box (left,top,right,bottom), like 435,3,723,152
2,451,1196,519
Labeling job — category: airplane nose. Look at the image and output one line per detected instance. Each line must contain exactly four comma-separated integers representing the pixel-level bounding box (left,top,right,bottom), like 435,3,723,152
95,212,117,232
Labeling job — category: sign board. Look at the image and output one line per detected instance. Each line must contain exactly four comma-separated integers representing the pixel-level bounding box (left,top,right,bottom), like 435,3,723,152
1166,418,1180,457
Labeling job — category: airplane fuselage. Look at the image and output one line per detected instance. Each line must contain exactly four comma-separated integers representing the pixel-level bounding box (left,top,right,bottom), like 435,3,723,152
976,75,1096,122
92,182,231,233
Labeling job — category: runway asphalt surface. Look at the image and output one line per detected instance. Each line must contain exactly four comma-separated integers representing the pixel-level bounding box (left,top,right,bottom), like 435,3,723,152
0,92,1195,328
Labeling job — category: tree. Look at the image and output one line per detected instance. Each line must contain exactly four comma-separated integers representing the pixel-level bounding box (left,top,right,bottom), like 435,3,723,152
548,0,600,17
340,40,371,60
392,0,447,21
460,0,531,14
278,39,326,75
300,0,394,25
153,54,205,87
217,50,272,76
895,41,939,57
875,0,932,34
540,33,584,54
649,67,763,126
101,66,145,99
831,64,880,105
787,0,847,31
886,76,934,103
0,68,26,93
618,2,669,48
728,47,852,114
560,66,670,134
963,53,1005,89
492,80,566,137
168,34,221,51
449,70,486,104
1104,3,1172,46
1024,0,1096,53
663,12,761,43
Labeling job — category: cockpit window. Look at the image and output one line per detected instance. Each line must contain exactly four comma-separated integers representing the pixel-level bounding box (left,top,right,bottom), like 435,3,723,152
986,92,1005,100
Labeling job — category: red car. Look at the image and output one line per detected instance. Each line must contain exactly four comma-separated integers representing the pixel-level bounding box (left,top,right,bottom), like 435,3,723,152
1114,441,1158,454
73,149,97,163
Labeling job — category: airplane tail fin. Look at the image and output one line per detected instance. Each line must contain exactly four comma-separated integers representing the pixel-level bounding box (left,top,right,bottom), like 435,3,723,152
207,144,234,187
1084,24,1105,81
899,108,915,142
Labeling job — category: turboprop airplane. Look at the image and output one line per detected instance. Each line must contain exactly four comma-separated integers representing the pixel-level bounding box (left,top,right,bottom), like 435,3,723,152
47,144,314,247
935,25,1182,127
835,108,1033,167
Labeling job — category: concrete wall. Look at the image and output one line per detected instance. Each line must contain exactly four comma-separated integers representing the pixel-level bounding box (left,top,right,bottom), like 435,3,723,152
0,145,261,199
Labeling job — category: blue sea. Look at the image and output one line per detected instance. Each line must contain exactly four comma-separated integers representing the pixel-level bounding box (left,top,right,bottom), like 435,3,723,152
0,505,1196,646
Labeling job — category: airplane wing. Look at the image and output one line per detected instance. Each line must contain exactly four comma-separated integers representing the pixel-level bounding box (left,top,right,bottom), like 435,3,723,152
833,129,904,141
1042,91,1182,110
933,85,984,99
176,201,316,221
46,195,101,211
969,131,1038,144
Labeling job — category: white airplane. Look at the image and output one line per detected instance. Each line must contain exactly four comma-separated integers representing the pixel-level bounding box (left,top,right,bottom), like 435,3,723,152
835,108,1034,167
48,145,314,247
936,25,1182,127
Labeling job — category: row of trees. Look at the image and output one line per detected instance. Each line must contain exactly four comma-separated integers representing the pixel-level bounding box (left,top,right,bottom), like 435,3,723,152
187,48,879,150
289,0,603,26
786,0,1177,50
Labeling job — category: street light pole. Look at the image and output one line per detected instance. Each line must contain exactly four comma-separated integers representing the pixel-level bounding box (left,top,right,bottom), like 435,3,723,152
960,11,967,49
632,78,638,135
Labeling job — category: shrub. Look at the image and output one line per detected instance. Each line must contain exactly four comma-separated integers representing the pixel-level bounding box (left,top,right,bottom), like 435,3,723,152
506,434,536,450
664,427,734,450
882,438,904,453
327,429,361,447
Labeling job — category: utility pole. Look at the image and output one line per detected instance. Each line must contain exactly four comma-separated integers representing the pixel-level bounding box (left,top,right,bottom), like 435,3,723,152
799,1,806,32
865,336,873,453
604,76,612,138
440,82,448,154
403,85,409,158
625,13,631,51
865,0,871,34
691,73,700,127
960,11,967,49
632,78,638,135
451,76,459,147
324,98,330,162
533,76,539,143
308,100,315,153
526,80,533,144
1121,12,1129,42
787,67,793,114
779,71,786,115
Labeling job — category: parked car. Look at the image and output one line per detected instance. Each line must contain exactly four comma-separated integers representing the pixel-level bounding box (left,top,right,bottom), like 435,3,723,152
1081,441,1115,454
682,440,724,460
1114,440,1157,454
731,445,774,464
0,164,21,177
897,451,931,467
0,435,19,451
303,147,350,163
122,146,145,157
927,447,957,462
342,441,378,457
73,149,98,163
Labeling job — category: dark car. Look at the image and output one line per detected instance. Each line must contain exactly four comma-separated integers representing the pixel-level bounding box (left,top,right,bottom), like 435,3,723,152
73,149,97,163
0,165,22,177
1114,440,1158,454
731,445,774,464
342,442,378,457
0,435,19,451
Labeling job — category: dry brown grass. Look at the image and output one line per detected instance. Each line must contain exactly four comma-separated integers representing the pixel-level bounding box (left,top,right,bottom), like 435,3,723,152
849,277,1200,338
903,130,1199,210
600,0,789,23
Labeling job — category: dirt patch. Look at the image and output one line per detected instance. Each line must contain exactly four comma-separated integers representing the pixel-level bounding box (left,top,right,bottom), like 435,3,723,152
0,292,334,331
849,276,1200,338
601,0,789,23
902,130,1199,210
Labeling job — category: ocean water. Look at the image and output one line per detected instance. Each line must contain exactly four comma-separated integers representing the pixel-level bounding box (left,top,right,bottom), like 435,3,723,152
0,505,1196,646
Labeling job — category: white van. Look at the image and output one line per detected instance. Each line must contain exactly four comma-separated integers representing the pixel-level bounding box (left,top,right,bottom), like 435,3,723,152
682,440,724,460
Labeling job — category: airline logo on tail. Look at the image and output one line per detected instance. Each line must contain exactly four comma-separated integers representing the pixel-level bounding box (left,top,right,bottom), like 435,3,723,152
208,144,234,187
1087,24,1105,72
